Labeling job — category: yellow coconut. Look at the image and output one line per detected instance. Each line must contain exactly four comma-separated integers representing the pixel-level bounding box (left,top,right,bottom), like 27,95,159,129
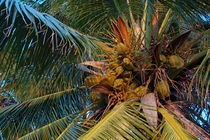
115,43,128,54
106,69,116,76
169,55,184,69
134,85,148,97
84,75,101,87
113,79,124,89
100,75,116,86
123,58,134,70
124,78,132,82
122,71,132,77
110,62,120,69
129,82,138,90
123,58,132,65
156,80,170,98
115,66,124,75
126,92,137,100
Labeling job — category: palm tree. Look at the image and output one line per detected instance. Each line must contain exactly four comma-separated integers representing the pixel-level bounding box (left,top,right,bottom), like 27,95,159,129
0,0,209,139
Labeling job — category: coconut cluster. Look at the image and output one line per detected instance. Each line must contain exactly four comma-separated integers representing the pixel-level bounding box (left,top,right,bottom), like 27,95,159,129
83,18,186,105
85,42,153,104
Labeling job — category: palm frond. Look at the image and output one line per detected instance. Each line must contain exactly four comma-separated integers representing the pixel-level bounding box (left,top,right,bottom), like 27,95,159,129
188,49,210,106
158,9,174,38
0,0,99,99
0,88,86,139
157,108,197,140
80,101,156,140
159,0,210,23
141,0,154,49
19,105,96,140
37,0,145,36
34,0,209,37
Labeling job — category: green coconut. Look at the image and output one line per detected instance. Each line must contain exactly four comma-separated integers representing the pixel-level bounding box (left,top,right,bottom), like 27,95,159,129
169,55,184,69
160,54,167,63
156,80,170,98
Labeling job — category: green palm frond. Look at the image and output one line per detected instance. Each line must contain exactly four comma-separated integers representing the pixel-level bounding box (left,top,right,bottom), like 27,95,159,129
0,88,87,139
0,0,99,99
32,0,209,36
157,0,209,24
158,108,197,140
0,0,97,57
38,0,144,36
188,49,210,106
19,105,96,140
158,9,174,38
80,101,156,140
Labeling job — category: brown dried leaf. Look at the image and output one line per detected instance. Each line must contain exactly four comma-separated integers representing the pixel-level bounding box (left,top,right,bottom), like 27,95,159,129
80,61,109,70
118,17,130,45
90,84,113,95
111,21,123,43
168,30,191,51
152,10,159,39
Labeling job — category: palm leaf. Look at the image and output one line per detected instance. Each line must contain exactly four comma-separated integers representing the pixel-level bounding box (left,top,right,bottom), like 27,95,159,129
188,49,210,106
141,0,153,49
0,0,99,99
34,0,209,37
80,101,156,140
158,108,197,140
160,0,210,23
18,105,96,140
158,9,174,38
0,88,86,139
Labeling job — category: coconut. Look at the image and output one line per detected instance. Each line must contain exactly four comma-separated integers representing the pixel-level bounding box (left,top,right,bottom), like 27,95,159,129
122,71,132,77
106,69,116,76
84,75,101,87
123,58,134,70
90,92,107,105
126,92,137,100
115,66,124,75
123,58,131,65
129,82,138,90
116,43,128,54
100,75,116,86
160,54,167,63
110,62,120,69
124,78,132,82
113,79,124,89
134,85,148,97
156,80,170,98
169,55,184,69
